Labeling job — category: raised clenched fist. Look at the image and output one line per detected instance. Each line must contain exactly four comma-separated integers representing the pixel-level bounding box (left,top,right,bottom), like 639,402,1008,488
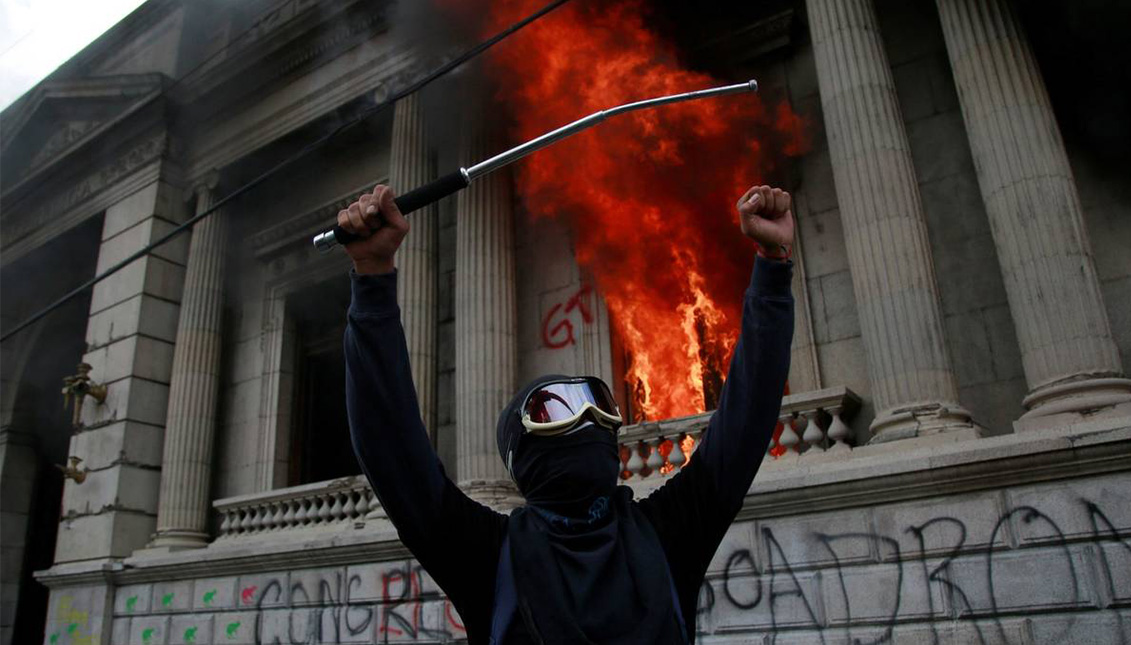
337,184,409,275
736,185,794,258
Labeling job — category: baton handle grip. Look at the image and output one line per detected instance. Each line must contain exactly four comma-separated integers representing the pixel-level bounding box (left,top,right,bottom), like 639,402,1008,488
314,169,470,250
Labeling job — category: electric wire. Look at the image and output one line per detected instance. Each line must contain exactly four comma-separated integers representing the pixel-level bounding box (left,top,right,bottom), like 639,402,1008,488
1,0,571,343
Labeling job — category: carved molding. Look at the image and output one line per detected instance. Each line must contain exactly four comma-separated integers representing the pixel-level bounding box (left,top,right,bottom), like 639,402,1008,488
247,178,387,259
695,9,795,63
26,121,103,174
2,131,171,262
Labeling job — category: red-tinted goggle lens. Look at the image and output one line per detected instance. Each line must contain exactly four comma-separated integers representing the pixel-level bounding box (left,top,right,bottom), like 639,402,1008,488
523,379,620,424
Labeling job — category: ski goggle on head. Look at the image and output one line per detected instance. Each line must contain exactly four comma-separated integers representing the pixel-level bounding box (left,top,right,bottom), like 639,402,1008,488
520,377,624,436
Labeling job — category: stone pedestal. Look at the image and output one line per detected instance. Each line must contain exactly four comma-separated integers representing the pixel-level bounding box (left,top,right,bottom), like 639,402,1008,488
391,95,439,432
806,0,977,442
454,115,522,507
147,179,228,551
934,0,1131,424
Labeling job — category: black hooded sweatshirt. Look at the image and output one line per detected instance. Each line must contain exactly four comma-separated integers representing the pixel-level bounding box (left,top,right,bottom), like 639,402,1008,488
344,256,794,644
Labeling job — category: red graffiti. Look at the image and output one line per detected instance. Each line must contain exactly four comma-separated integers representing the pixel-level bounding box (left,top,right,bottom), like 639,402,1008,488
378,567,423,637
240,586,257,605
374,562,465,639
541,283,595,349
445,599,466,633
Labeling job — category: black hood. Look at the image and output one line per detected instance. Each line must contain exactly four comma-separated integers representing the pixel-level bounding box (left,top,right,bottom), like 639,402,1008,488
496,373,571,479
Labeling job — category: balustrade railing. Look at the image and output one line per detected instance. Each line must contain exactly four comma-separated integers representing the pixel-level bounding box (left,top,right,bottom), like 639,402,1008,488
213,387,862,536
213,475,379,539
618,386,861,481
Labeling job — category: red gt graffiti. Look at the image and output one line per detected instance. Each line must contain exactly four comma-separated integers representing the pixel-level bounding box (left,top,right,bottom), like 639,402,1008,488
541,283,595,349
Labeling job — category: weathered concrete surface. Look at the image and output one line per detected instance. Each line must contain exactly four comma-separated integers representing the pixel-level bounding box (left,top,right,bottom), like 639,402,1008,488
38,424,1131,644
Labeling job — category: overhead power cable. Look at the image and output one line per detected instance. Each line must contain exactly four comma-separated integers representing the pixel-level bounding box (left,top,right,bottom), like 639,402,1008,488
1,0,570,343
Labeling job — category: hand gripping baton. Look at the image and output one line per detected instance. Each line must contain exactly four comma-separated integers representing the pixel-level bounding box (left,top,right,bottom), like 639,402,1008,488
313,79,758,251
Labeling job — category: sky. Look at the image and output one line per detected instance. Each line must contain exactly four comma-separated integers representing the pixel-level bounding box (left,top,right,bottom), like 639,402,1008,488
0,0,148,111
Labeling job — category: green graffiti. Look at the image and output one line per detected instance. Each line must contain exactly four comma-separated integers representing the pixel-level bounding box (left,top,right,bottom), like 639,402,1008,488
126,595,138,612
184,625,198,643
49,633,59,645
202,589,217,606
142,627,155,644
225,621,241,638
161,592,174,607
66,623,78,635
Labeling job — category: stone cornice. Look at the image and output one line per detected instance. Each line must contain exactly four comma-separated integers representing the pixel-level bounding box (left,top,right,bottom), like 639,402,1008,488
181,45,417,181
1,129,176,267
735,422,1131,522
34,415,1131,588
170,0,379,107
1,78,168,204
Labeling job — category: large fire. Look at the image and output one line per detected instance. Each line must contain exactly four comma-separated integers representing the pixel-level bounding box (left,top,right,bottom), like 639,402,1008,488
470,0,808,420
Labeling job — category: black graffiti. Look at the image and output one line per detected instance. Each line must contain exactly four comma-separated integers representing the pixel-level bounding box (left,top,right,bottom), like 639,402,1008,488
1086,502,1131,641
239,562,464,644
818,532,901,645
906,517,983,645
763,526,825,642
377,561,455,643
699,497,1129,644
721,549,761,610
345,574,373,636
987,507,1080,644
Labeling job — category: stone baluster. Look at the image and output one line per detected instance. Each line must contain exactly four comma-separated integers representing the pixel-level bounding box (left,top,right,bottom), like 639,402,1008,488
778,413,801,456
826,405,852,452
625,443,645,479
667,434,686,469
644,437,664,476
800,409,825,455
806,0,978,442
934,0,1131,423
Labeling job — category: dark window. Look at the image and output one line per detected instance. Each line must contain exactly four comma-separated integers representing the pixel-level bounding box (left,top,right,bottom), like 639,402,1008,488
289,278,361,484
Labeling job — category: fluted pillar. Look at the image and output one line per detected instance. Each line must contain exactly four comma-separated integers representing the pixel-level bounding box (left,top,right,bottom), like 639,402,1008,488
935,0,1131,421
148,178,227,549
391,95,438,431
807,0,977,442
454,112,521,507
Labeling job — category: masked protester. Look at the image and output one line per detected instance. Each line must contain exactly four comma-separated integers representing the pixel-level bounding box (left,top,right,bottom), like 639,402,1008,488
340,183,794,644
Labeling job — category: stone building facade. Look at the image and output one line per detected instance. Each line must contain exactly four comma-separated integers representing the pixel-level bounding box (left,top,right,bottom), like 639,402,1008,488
1,0,1129,643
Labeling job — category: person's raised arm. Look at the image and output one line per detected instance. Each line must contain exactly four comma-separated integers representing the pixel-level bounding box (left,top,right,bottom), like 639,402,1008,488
689,185,794,507
638,185,795,585
339,185,505,612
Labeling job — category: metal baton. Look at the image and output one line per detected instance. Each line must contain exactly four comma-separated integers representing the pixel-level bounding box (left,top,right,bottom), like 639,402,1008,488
313,79,758,251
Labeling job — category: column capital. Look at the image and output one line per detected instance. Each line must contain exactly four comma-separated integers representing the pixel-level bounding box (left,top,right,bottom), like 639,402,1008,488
188,170,220,202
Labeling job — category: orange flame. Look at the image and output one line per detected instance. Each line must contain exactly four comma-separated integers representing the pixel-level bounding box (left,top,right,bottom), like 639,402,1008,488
476,0,808,420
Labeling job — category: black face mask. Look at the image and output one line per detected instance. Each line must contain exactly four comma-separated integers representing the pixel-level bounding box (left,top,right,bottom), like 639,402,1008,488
511,422,620,520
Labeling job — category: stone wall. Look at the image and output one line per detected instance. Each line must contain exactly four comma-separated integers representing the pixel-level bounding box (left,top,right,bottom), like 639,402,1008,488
39,422,1131,644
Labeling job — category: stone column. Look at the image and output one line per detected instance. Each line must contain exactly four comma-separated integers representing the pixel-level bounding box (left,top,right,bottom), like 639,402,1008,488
935,0,1131,422
806,0,977,442
454,113,521,507
391,94,439,431
147,178,228,550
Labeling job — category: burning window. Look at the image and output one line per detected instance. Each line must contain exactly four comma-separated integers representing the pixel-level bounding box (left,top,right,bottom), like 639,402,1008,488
472,0,809,423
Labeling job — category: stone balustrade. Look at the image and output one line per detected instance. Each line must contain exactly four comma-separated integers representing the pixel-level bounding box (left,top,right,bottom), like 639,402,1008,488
618,386,861,481
213,475,379,539
212,387,862,537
